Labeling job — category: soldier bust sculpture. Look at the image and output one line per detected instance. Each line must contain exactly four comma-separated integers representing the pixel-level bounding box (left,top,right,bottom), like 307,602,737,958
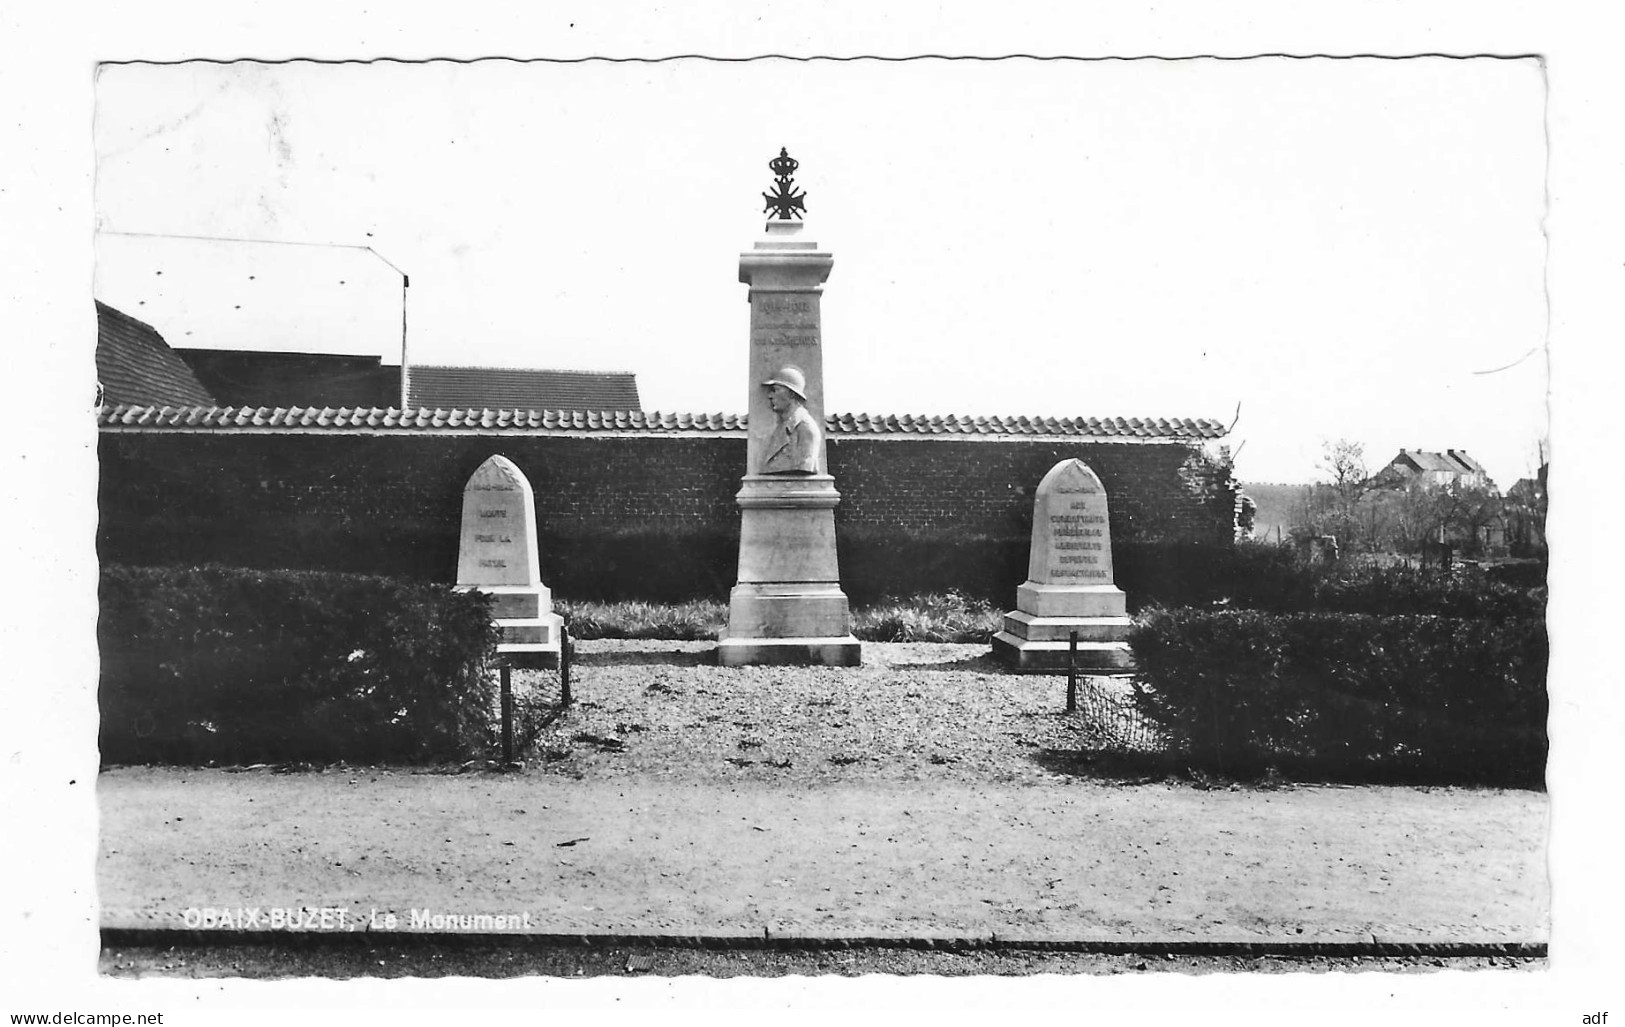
760,366,820,474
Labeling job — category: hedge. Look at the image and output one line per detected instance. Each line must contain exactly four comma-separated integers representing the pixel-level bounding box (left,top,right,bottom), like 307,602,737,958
1113,539,1305,611
99,564,501,765
97,521,1544,618
1126,608,1547,785
1484,560,1548,591
1305,565,1543,620
841,536,1543,618
1115,541,1544,620
835,529,1026,606
98,524,1248,608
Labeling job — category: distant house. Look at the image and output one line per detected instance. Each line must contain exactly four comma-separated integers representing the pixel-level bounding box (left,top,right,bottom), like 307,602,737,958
1507,473,1544,506
172,355,643,414
110,331,644,414
1505,464,1549,559
1375,449,1494,490
177,349,401,409
405,365,641,413
95,301,217,407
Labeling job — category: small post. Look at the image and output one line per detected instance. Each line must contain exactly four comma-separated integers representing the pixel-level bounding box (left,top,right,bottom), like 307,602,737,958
560,627,573,706
1066,630,1079,713
500,662,514,764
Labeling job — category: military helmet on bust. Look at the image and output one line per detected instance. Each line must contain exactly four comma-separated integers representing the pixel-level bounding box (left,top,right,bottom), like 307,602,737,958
760,366,807,401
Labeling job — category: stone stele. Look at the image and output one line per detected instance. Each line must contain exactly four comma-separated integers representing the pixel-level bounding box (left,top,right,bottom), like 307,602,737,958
716,219,860,667
454,454,562,667
991,458,1133,671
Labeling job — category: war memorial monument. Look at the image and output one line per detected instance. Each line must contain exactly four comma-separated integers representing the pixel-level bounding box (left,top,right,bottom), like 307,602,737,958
716,150,862,667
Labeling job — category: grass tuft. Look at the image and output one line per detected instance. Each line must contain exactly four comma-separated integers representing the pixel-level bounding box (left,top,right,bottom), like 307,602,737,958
558,592,1004,643
850,591,1003,643
558,599,727,640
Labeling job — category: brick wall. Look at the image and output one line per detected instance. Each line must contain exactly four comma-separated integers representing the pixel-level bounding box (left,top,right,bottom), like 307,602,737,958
828,438,1232,541
98,430,1235,601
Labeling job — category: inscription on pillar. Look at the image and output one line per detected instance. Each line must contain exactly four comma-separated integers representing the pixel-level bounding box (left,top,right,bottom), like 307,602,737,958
751,328,821,347
753,295,820,326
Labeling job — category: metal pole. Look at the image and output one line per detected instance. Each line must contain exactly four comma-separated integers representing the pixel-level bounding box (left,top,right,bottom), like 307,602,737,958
399,274,410,411
500,662,513,763
560,627,573,706
1066,630,1078,713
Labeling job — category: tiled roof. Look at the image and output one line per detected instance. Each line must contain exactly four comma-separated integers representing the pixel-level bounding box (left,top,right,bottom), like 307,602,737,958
1445,449,1488,476
98,407,741,431
97,405,1226,439
407,366,641,413
1507,477,1542,501
1395,450,1462,473
826,413,1225,438
95,301,217,407
177,349,399,409
1392,449,1488,476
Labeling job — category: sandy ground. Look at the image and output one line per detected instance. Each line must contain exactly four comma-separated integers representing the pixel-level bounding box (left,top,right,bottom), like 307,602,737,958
97,641,1549,945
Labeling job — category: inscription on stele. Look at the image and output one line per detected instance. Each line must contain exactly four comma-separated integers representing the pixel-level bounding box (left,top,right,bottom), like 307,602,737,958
456,455,540,587
1029,459,1115,585
750,327,821,348
752,294,820,328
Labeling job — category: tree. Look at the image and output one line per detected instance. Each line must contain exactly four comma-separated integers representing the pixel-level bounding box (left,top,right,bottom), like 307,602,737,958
1313,439,1373,549
1505,442,1549,560
1384,477,1504,557
1292,439,1507,557
1444,481,1504,557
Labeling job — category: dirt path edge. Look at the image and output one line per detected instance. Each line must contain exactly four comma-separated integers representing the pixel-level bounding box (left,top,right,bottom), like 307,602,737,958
99,927,1546,959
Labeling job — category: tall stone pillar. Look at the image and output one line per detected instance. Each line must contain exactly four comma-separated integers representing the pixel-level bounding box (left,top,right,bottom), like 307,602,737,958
717,150,861,667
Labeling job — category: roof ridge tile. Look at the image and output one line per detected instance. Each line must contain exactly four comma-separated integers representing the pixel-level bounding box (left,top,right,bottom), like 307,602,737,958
97,404,1227,438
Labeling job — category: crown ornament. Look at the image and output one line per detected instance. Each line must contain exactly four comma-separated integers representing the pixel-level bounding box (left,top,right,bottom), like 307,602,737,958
762,147,807,221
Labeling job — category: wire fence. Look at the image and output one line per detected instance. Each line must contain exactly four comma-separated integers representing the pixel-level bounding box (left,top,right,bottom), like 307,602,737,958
1056,632,1164,755
1070,674,1164,754
494,629,575,762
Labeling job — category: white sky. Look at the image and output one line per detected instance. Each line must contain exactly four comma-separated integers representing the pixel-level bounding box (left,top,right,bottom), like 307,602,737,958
92,57,1549,486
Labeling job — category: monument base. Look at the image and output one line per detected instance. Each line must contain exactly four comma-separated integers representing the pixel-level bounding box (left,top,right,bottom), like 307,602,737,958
456,584,563,666
999,610,1134,642
492,615,562,646
719,475,861,667
716,635,862,667
993,581,1134,672
494,631,565,670
718,582,861,667
1014,582,1128,618
991,631,1134,672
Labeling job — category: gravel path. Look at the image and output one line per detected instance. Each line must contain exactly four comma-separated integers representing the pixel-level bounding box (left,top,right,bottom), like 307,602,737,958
528,640,1150,782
